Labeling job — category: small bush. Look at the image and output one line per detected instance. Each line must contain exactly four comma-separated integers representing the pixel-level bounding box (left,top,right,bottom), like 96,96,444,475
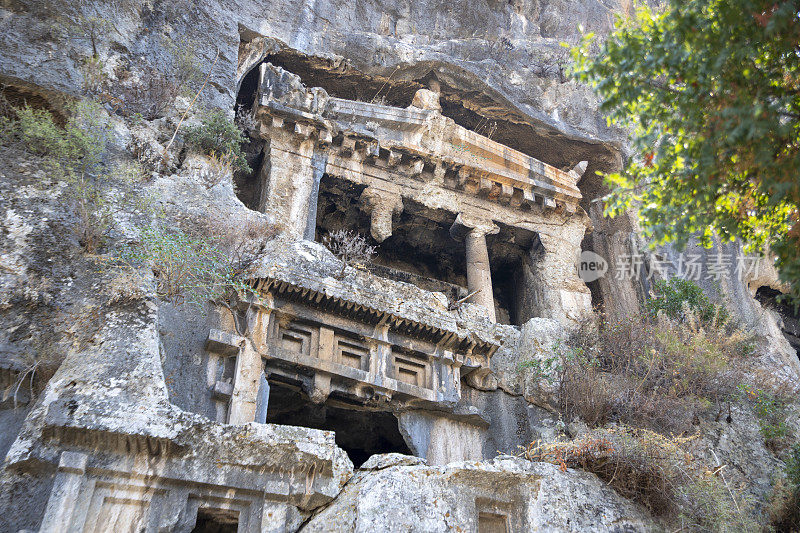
322,229,377,278
235,104,259,135
524,426,758,531
768,445,800,531
115,218,274,334
532,311,755,435
119,66,180,120
204,150,234,187
789,444,800,488
2,344,64,408
4,100,112,252
80,55,107,96
647,278,728,324
161,35,205,96
740,385,794,452
118,227,234,305
184,109,250,173
15,100,108,174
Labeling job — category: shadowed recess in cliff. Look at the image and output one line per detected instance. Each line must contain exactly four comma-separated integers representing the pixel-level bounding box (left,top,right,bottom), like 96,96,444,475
264,381,413,468
232,65,266,210
756,286,800,358
313,174,539,325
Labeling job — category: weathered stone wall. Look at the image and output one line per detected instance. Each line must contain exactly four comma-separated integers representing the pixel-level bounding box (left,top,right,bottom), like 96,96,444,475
301,455,659,532
1,0,798,531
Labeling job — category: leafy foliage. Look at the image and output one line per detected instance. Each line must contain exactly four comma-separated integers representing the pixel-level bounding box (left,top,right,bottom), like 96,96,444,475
647,278,729,324
572,0,800,302
739,384,793,452
184,109,250,173
115,221,273,333
789,444,800,490
3,100,112,252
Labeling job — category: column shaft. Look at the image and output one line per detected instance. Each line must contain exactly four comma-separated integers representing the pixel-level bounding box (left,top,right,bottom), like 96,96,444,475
464,229,496,322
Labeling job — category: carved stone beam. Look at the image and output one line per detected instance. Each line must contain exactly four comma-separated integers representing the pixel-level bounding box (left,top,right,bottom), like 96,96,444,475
568,160,588,182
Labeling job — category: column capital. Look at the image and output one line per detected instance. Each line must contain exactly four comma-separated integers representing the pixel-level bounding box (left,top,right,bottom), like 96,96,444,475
449,213,499,242
360,186,404,243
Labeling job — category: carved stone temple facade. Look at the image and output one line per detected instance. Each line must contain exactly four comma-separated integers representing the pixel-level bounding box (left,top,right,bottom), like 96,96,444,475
202,63,595,465
254,62,592,325
26,63,599,533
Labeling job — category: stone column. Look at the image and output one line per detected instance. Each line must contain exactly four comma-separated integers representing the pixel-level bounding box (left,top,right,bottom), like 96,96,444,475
257,119,317,238
39,452,89,533
303,151,329,241
368,322,391,389
227,342,264,425
450,214,499,321
254,372,270,424
465,228,496,321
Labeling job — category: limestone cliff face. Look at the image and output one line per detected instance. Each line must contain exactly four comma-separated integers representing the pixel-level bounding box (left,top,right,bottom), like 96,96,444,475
0,1,798,532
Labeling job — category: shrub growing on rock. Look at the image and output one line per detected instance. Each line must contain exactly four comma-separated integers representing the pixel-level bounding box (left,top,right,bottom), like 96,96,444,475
2,100,112,252
184,109,250,174
647,278,728,324
322,229,377,279
524,426,758,531
545,311,755,435
115,216,275,334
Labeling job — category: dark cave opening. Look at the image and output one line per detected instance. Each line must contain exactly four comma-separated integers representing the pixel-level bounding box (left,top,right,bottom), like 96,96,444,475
314,174,468,300
486,225,539,327
755,286,800,358
580,233,606,312
232,64,265,210
313,175,536,325
264,381,413,467
191,508,239,533
261,51,420,108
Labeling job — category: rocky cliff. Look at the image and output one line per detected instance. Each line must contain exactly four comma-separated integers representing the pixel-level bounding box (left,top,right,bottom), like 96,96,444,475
1,1,798,532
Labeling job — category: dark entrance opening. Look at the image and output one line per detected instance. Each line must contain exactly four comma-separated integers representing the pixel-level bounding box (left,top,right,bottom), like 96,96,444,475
191,508,239,533
265,381,413,467
232,64,266,211
314,175,468,302
487,224,540,326
755,286,800,358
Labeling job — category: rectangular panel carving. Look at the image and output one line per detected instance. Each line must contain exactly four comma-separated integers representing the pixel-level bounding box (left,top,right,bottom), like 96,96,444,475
392,351,429,388
336,336,369,371
82,483,164,533
278,322,314,356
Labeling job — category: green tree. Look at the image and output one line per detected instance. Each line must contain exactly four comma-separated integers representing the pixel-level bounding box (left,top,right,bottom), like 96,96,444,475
572,0,800,300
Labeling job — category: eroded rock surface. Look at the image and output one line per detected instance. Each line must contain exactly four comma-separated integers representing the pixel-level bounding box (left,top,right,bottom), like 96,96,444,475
302,455,660,533
0,0,798,532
